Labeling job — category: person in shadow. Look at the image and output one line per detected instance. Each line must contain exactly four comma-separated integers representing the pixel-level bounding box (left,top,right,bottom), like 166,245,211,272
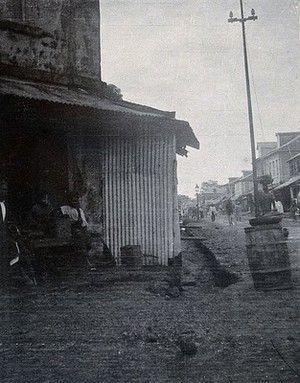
257,185,276,216
29,191,54,235
0,180,37,288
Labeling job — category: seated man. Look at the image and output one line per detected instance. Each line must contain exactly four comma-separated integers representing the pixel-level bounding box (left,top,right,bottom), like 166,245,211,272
60,191,91,251
60,191,114,270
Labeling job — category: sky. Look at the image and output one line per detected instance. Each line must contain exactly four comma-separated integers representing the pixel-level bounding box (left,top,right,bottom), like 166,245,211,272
100,0,300,197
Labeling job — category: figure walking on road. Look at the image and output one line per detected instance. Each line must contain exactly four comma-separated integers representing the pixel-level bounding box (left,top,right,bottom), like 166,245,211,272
290,199,298,222
208,204,216,222
225,197,234,226
234,202,241,224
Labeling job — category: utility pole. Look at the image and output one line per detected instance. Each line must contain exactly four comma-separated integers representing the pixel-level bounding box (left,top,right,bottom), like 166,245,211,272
195,184,200,221
228,0,259,218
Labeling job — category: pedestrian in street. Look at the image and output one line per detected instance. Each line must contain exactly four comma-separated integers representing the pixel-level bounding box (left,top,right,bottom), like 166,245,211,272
289,199,298,222
199,206,204,219
274,196,284,214
208,204,216,222
234,202,241,224
297,190,300,208
225,197,234,225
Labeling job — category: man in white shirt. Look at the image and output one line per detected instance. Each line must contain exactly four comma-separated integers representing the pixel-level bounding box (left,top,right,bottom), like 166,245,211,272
274,197,284,214
60,191,90,250
60,191,88,227
59,191,115,271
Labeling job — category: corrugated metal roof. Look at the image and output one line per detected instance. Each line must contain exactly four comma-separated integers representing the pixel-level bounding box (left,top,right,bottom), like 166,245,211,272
0,77,164,117
0,77,199,150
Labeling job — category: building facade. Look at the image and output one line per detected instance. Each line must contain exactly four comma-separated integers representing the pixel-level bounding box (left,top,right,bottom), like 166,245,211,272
275,146,300,209
234,171,253,198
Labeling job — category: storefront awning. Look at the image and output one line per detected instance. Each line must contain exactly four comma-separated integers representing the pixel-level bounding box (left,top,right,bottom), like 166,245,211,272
232,194,241,201
210,195,225,205
273,175,300,190
232,190,253,201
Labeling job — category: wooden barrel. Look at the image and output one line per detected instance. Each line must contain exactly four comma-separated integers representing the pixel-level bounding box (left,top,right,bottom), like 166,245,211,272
120,245,143,268
244,222,292,290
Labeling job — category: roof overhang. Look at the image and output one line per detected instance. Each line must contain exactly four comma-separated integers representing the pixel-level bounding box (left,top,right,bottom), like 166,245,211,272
0,77,199,152
231,194,241,201
211,195,227,204
273,175,300,190
232,190,253,200
287,153,300,162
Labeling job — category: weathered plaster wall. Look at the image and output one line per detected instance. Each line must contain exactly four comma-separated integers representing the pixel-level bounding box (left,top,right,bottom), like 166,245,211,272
0,0,101,88
0,27,66,73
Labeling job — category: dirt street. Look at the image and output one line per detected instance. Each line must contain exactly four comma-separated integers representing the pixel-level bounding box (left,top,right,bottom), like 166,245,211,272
0,215,300,383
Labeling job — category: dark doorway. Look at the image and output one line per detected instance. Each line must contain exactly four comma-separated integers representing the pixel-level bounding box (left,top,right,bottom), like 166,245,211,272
3,127,68,222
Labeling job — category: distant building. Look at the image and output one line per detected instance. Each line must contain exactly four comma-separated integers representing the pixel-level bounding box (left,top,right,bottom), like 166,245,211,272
224,171,253,212
276,132,300,147
274,140,300,210
256,133,300,187
255,133,300,210
234,171,253,198
222,133,300,213
226,177,239,198
200,181,226,206
257,142,277,158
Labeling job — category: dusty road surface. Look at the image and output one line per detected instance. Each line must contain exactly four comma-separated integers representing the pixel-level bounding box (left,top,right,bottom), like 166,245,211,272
0,215,299,383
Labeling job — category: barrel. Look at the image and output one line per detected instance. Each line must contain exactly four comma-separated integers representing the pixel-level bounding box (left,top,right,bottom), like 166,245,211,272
120,245,143,268
244,221,292,290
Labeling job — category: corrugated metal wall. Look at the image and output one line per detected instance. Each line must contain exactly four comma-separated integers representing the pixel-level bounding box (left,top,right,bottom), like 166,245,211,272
102,134,181,265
